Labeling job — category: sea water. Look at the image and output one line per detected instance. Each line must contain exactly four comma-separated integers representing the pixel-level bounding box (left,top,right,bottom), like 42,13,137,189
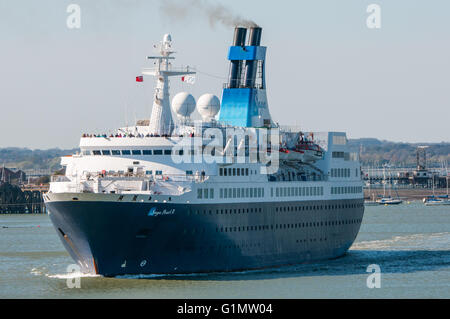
0,202,448,298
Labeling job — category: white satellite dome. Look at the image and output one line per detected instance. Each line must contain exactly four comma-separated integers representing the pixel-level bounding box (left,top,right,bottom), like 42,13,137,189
172,92,196,120
197,94,220,121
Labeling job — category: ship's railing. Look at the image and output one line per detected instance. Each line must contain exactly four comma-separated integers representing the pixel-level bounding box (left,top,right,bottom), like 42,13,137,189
223,83,264,89
81,133,182,139
81,171,209,183
268,173,327,183
142,66,194,74
278,125,304,133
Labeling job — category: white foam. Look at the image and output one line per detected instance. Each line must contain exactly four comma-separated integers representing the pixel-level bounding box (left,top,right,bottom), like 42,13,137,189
46,271,100,279
352,232,450,251
30,268,44,276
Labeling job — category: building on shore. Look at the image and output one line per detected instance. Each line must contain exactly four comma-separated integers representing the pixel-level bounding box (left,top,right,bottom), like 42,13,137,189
0,166,27,185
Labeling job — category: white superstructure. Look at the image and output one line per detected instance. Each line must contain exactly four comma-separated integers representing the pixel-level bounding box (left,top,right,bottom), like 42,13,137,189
48,33,363,206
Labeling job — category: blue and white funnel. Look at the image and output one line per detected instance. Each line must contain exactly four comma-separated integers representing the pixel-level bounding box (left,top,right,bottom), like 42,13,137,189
218,27,274,128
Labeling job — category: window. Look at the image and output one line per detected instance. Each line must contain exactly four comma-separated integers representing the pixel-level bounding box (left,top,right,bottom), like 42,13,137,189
210,189,214,199
122,150,131,155
145,170,153,175
164,149,172,155
101,150,111,155
132,150,142,155
93,150,101,155
197,189,202,199
155,170,162,175
154,150,163,155
219,168,223,176
332,135,347,145
143,150,152,155
332,151,345,158
111,150,121,155
186,170,193,175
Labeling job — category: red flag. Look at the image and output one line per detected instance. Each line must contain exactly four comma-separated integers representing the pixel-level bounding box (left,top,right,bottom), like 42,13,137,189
181,75,195,84
136,76,143,82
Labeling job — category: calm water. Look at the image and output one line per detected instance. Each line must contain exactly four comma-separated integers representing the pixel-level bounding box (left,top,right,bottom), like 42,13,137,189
0,202,449,299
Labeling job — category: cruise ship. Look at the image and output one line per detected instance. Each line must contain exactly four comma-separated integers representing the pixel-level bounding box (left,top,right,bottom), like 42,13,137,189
44,27,365,277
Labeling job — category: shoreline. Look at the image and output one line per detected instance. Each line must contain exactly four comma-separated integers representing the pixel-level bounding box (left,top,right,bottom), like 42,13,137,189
364,188,449,201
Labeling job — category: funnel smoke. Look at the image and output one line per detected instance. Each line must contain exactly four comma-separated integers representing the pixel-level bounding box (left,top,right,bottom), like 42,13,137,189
159,0,258,28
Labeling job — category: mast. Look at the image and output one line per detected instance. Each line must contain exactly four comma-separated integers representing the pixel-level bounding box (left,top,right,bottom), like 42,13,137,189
142,34,196,135
442,160,449,197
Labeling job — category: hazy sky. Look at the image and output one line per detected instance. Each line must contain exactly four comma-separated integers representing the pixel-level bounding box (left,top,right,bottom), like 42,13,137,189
1,0,449,149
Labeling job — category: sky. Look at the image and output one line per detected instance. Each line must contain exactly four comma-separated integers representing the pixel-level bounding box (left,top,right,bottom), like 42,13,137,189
0,0,449,149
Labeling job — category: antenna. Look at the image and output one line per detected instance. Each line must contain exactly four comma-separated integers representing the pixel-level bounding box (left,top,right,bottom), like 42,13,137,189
141,34,196,135
125,104,129,133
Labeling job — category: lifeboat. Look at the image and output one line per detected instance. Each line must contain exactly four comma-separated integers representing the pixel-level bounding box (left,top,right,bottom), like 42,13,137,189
279,148,290,160
294,141,323,162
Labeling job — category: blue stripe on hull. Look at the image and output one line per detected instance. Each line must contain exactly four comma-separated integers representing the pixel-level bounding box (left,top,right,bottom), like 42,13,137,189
46,199,364,276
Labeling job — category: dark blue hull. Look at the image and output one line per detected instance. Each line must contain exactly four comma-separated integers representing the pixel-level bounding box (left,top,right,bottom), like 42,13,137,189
46,199,364,276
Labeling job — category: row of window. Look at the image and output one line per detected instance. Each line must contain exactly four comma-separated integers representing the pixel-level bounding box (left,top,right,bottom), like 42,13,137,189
189,207,262,215
332,151,346,158
331,150,358,161
197,188,215,199
175,239,330,251
215,218,362,233
198,185,363,200
188,203,362,215
275,202,362,212
219,167,252,176
219,187,265,199
331,186,363,195
331,168,351,178
89,149,172,156
272,186,324,197
332,135,347,145
144,170,163,175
